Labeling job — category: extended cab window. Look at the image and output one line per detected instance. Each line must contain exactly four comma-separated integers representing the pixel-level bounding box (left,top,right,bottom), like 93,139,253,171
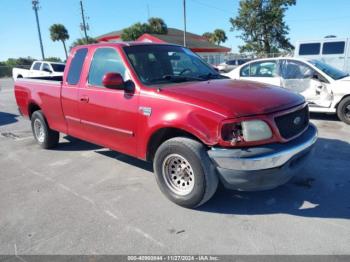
299,43,321,55
32,62,41,70
88,48,126,87
51,63,65,72
322,41,345,55
67,48,88,85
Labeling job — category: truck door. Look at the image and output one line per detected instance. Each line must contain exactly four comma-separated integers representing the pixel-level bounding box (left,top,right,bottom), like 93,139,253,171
321,41,346,71
78,47,139,157
29,62,42,77
61,48,88,137
280,59,332,108
41,63,52,76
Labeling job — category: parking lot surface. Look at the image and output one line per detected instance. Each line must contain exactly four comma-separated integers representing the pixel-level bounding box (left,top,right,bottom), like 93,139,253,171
0,78,349,255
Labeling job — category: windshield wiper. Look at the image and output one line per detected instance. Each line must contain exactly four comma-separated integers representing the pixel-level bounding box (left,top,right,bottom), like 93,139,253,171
198,73,229,80
149,75,204,83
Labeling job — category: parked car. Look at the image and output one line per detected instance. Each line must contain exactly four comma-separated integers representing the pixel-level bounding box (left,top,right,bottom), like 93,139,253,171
217,58,251,73
14,43,317,208
294,38,350,73
225,57,350,124
12,61,65,80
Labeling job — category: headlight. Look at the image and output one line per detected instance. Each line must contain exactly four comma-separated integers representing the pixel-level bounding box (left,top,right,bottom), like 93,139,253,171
221,120,272,144
241,120,272,142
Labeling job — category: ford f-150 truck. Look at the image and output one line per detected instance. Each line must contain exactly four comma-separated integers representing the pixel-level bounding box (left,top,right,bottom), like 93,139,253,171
14,42,318,208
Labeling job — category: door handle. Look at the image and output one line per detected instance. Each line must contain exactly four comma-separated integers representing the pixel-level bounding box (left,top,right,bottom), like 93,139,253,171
80,96,89,103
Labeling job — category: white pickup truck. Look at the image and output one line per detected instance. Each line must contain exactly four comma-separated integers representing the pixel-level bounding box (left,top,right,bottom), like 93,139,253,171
12,61,65,80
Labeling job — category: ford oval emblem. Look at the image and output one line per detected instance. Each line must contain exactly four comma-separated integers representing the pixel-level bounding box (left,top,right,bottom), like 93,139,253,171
293,116,302,125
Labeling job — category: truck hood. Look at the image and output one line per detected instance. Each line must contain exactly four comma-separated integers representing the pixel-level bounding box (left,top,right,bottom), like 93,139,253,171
161,79,305,118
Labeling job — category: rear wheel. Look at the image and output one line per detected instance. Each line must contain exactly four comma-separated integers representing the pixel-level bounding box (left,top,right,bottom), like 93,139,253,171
337,97,350,125
153,137,218,208
31,110,59,149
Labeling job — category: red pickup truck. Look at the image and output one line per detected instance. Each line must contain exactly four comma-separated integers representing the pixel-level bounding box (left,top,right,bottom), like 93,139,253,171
14,42,317,208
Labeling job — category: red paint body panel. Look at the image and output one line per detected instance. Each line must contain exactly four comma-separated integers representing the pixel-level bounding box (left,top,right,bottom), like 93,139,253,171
14,43,305,160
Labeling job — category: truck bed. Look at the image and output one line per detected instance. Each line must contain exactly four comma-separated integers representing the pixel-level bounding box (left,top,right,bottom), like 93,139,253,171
14,78,67,134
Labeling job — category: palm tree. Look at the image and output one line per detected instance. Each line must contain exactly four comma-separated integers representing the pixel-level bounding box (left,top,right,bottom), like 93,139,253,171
148,17,168,34
70,37,98,50
212,29,228,45
202,32,214,42
49,24,69,59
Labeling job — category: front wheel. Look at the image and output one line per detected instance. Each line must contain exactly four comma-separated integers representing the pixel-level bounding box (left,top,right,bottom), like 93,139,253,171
337,97,350,125
31,110,59,149
153,137,218,208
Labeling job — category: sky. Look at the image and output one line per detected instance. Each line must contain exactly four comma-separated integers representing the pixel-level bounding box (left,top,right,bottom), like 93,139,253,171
0,0,350,61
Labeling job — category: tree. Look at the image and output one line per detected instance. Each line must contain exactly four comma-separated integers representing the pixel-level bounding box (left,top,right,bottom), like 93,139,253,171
148,17,168,34
121,23,150,41
202,32,214,42
70,37,98,49
202,29,227,45
230,0,296,55
49,24,70,59
120,17,168,41
212,29,228,45
45,57,62,62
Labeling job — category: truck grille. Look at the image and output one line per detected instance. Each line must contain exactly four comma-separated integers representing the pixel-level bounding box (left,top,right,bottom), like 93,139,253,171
275,106,309,139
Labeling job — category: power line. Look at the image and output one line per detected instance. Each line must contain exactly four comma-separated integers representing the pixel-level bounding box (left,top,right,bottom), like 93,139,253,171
190,0,232,15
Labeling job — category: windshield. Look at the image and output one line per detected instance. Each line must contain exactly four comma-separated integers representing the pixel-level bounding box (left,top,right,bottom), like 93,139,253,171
309,59,348,80
123,45,225,85
51,63,65,72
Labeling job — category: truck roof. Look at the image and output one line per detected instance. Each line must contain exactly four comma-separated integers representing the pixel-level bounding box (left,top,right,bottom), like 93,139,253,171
72,41,182,49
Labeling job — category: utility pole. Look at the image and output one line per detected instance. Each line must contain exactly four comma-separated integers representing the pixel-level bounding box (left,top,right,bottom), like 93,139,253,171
32,0,45,60
183,0,187,47
80,0,89,43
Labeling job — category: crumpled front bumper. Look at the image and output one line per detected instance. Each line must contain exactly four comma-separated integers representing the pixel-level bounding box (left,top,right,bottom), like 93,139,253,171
208,124,318,191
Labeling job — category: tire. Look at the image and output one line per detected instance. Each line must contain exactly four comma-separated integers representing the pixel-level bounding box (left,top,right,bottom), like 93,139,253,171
337,97,350,125
31,110,59,149
153,137,218,208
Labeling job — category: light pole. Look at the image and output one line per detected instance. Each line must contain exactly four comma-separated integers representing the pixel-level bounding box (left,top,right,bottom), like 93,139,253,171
183,0,187,47
32,0,45,60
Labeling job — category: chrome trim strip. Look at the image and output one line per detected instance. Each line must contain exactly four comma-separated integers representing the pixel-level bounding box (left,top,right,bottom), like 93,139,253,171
81,119,134,136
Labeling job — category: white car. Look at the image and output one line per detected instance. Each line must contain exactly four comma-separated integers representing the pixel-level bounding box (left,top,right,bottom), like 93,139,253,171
217,59,251,73
225,57,350,124
12,61,65,80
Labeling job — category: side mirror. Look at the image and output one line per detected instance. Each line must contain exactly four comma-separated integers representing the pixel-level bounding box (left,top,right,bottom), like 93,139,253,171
102,72,124,90
43,68,52,73
312,73,319,80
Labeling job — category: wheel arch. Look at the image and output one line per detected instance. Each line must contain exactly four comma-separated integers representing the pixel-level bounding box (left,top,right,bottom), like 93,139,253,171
146,127,206,162
28,102,41,119
335,94,350,109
